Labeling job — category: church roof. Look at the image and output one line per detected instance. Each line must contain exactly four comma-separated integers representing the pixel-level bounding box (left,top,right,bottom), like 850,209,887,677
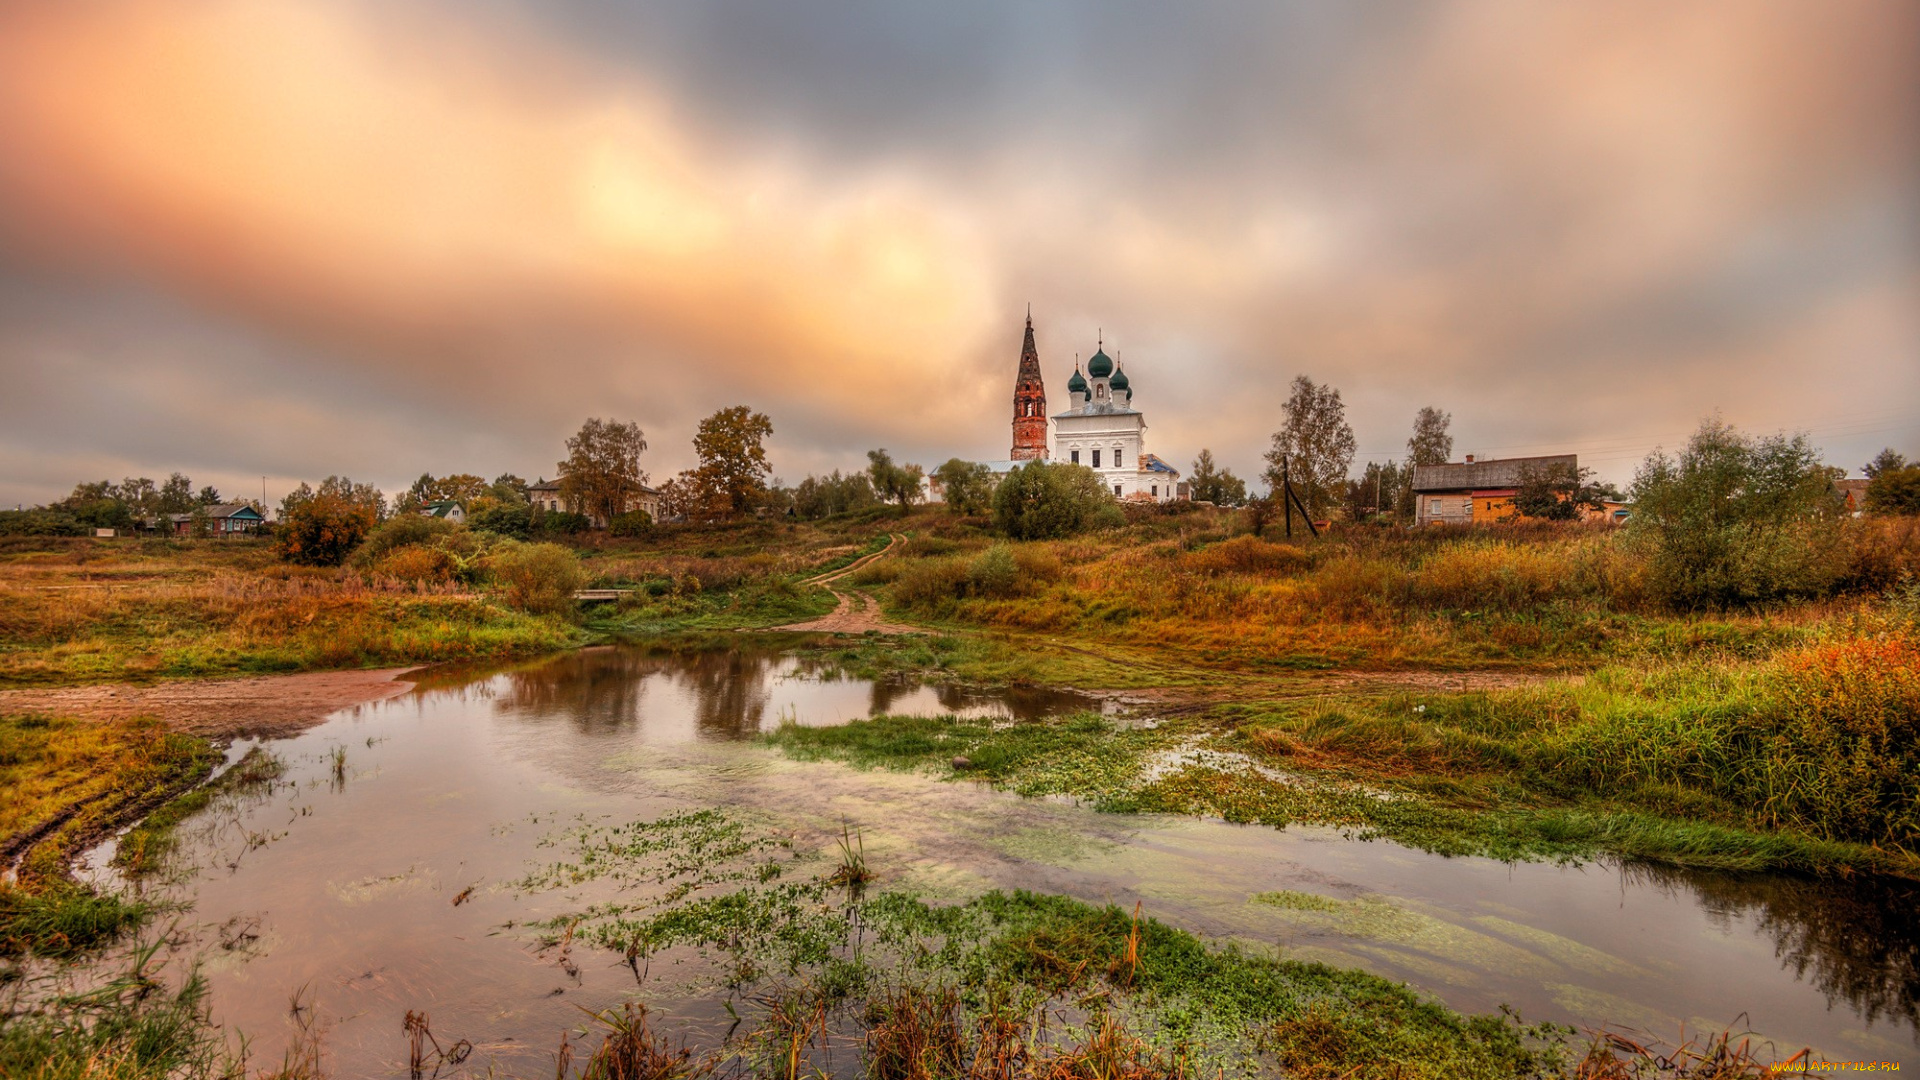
1087,348,1114,378
1053,402,1141,419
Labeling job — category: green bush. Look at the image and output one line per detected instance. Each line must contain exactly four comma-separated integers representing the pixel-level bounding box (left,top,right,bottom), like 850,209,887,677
275,494,376,567
609,510,653,537
0,509,86,537
350,514,463,567
1868,466,1920,515
540,511,590,535
967,543,1021,598
1628,419,1846,608
484,541,585,615
468,503,534,539
992,461,1114,540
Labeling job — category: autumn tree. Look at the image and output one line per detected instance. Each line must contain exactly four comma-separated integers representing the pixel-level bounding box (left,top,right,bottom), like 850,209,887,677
277,494,376,566
282,476,386,522
931,459,995,516
1510,462,1616,521
1263,376,1355,519
1188,450,1247,506
690,406,774,517
867,449,925,512
559,418,649,525
156,473,197,516
1407,407,1453,466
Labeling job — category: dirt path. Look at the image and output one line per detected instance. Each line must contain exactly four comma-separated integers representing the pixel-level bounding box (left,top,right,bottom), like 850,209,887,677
775,534,924,635
0,668,420,739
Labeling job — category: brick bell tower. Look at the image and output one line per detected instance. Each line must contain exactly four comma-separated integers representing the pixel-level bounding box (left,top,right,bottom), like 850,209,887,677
1010,309,1049,460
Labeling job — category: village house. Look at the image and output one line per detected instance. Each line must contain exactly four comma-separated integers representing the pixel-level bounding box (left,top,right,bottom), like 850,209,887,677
1411,454,1578,526
526,476,663,527
168,503,266,537
418,499,466,523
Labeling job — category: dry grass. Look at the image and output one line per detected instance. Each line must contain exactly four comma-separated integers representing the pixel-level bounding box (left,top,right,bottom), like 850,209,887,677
0,540,576,686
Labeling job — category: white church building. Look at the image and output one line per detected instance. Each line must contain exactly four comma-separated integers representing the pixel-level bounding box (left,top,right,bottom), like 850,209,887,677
945,316,1185,505
1051,345,1183,501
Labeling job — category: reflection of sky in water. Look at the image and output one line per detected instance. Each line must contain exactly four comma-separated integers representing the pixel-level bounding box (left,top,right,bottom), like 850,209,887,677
88,646,1919,1075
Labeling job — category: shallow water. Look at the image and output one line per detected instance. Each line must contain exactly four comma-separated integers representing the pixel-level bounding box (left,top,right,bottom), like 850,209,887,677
98,644,1918,1074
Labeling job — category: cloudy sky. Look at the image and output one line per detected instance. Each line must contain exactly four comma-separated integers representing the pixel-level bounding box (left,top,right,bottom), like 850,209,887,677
2,0,1916,506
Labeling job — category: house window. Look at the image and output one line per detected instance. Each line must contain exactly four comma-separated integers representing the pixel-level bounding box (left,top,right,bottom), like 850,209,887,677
1070,450,1080,464
1092,450,1102,468
1429,498,1441,513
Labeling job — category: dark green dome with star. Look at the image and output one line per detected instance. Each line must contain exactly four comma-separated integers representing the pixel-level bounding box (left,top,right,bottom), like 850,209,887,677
1087,348,1114,378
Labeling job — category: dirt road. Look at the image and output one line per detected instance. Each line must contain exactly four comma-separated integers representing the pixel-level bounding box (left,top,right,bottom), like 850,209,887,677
0,667,420,739
775,534,923,635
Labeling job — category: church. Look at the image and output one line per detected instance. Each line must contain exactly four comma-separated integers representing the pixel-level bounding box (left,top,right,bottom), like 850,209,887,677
998,314,1184,502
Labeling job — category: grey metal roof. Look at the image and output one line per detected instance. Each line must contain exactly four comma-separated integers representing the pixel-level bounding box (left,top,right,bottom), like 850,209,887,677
1411,455,1577,493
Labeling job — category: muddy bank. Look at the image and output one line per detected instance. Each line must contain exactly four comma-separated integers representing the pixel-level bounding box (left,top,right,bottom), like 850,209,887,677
0,667,419,738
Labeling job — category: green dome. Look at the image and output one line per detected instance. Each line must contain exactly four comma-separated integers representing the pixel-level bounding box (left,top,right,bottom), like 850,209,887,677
1109,366,1130,392
1087,349,1114,378
1067,368,1089,393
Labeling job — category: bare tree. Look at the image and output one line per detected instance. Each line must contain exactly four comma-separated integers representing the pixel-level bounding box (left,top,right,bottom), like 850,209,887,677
1263,376,1355,519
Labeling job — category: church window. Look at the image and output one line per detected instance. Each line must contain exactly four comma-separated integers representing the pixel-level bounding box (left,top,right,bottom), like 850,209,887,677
1092,450,1101,468
1070,450,1080,464
1113,484,1122,496
1115,451,1126,469
1151,485,1158,497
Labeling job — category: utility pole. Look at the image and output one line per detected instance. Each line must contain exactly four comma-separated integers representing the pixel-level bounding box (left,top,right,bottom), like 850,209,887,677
1282,456,1292,538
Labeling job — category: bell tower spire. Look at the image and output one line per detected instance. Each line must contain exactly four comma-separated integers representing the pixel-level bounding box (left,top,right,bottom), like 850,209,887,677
1011,310,1049,461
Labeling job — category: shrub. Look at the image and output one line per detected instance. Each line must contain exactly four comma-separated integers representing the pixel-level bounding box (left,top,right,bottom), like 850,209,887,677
993,461,1113,540
276,494,376,567
967,544,1021,598
485,541,585,615
540,511,590,535
891,558,971,610
1867,466,1920,515
372,544,458,585
609,510,653,537
469,503,534,539
352,514,463,567
0,509,86,537
1628,419,1846,608
1762,634,1920,842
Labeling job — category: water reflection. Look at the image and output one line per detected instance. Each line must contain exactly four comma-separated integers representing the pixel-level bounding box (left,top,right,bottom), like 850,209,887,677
439,643,1111,742
1631,865,1920,1030
87,645,1918,1073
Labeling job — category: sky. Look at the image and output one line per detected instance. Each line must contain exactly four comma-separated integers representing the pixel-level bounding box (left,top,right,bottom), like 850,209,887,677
2,0,1916,508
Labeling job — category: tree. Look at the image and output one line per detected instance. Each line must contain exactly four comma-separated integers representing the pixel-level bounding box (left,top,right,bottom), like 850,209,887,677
1510,462,1616,521
1263,376,1355,520
1188,450,1247,506
1629,418,1845,608
690,406,775,517
276,494,376,566
992,461,1113,540
867,449,925,511
793,471,877,520
559,418,649,526
1867,465,1920,515
1864,448,1909,480
283,476,386,523
1345,461,1409,523
1407,407,1453,466
932,459,995,516
489,474,530,505
196,485,223,506
157,473,197,516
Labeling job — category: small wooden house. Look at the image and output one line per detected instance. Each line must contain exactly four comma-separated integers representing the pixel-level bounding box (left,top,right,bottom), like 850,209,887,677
1411,454,1578,526
169,503,266,537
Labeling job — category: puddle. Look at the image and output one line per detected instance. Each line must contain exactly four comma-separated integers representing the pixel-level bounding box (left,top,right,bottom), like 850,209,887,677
83,644,1920,1073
